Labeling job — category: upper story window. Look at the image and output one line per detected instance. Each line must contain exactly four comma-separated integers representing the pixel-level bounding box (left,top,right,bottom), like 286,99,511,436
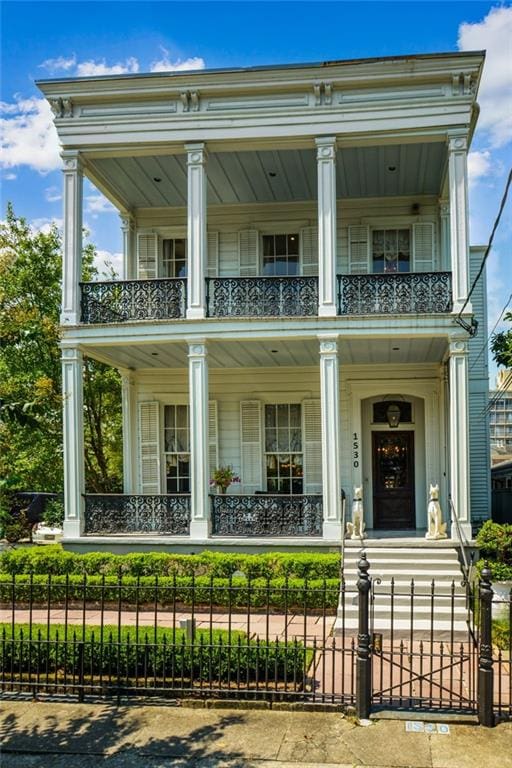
164,405,190,493
262,234,299,276
162,238,187,278
372,229,410,274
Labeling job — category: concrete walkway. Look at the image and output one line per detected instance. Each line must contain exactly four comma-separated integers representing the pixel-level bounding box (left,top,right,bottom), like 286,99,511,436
1,698,511,768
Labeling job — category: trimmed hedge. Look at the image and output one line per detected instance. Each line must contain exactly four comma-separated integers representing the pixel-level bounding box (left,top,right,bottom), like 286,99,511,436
0,623,311,683
0,573,339,610
476,521,512,564
0,546,340,580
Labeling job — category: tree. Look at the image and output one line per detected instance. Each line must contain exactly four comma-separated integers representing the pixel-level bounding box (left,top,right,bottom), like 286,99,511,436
491,312,512,370
0,205,122,518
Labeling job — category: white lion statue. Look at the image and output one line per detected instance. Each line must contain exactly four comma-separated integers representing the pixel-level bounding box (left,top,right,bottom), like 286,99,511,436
425,484,447,540
346,486,365,540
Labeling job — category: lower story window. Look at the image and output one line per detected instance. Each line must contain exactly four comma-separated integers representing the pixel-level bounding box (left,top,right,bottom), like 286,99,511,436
164,405,190,493
265,404,303,493
262,234,299,276
372,228,410,273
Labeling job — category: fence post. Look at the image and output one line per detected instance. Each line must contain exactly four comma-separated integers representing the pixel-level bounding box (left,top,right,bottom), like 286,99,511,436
478,563,494,727
356,550,371,720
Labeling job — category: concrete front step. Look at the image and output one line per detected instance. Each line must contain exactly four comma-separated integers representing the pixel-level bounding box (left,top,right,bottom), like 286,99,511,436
337,616,470,634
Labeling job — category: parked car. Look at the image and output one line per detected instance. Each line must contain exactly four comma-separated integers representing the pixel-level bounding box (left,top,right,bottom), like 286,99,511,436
32,523,63,544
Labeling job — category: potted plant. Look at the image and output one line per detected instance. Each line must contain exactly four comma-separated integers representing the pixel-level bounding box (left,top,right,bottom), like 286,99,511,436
211,466,240,495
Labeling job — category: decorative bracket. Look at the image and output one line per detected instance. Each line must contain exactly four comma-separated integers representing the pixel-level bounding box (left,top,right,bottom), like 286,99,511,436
313,82,333,106
49,97,74,118
180,90,200,112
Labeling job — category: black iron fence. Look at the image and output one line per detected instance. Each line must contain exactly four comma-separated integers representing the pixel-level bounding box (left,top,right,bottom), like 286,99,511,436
337,272,452,315
210,494,323,537
206,276,318,317
0,556,509,724
80,279,187,323
83,494,190,536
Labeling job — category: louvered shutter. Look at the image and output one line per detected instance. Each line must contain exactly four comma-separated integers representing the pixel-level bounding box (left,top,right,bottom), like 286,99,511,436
348,225,370,274
208,400,219,479
207,231,219,277
412,223,435,272
300,226,319,275
137,233,158,279
238,230,259,276
138,401,160,494
303,399,322,493
240,400,262,493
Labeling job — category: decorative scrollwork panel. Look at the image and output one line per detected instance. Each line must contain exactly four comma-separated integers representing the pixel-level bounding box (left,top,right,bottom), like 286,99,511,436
337,273,452,315
84,495,190,535
80,279,187,324
210,494,323,536
206,277,318,318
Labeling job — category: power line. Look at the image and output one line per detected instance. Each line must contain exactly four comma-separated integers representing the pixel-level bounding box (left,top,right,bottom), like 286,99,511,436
455,166,512,331
470,290,512,371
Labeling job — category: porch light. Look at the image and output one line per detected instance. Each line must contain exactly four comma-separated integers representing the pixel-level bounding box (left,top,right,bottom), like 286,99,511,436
386,403,401,429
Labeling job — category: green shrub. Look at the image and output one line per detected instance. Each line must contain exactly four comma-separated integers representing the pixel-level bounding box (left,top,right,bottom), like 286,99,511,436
0,573,339,610
493,617,511,651
476,521,512,564
0,547,341,580
0,623,311,684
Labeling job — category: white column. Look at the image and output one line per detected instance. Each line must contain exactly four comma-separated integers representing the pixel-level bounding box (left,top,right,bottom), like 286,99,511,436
316,137,337,318
120,213,135,279
188,341,210,537
186,143,207,319
319,335,342,539
448,135,471,313
61,151,83,325
61,347,85,538
120,370,136,493
448,339,472,539
439,199,450,272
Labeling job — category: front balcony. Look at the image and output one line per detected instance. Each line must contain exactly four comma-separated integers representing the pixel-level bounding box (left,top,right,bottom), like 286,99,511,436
79,272,452,324
83,494,191,535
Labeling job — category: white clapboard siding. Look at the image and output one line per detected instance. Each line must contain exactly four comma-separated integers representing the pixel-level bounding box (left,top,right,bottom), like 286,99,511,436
137,233,158,279
303,399,322,493
138,401,160,494
412,222,435,272
300,226,318,275
348,225,370,274
208,400,219,478
238,230,259,276
240,400,262,493
207,231,219,277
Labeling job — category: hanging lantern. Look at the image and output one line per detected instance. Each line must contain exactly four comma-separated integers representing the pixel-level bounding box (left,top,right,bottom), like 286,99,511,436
386,403,401,428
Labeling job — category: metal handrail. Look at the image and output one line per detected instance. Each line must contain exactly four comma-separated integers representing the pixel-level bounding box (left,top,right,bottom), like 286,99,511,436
449,496,473,586
340,488,347,580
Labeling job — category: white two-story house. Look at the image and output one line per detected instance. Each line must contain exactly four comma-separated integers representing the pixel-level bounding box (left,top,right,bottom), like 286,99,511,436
37,51,490,552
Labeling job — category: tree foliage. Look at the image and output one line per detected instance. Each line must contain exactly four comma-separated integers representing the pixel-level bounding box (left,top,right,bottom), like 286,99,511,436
0,205,122,516
491,311,512,369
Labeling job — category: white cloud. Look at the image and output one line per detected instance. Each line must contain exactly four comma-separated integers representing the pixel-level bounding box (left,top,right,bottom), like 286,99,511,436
150,49,205,73
458,6,512,148
45,185,62,202
39,55,77,73
85,193,116,216
94,249,124,279
467,149,493,187
76,57,139,77
0,96,61,173
2,172,16,180
30,216,63,235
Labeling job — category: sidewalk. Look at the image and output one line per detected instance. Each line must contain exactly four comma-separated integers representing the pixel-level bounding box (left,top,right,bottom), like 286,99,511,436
1,698,511,767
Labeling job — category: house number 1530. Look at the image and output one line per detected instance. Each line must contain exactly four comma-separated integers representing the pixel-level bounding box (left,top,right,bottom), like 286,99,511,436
353,432,359,468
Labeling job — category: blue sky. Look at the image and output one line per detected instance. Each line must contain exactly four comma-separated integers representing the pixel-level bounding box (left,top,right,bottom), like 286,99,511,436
1,1,511,382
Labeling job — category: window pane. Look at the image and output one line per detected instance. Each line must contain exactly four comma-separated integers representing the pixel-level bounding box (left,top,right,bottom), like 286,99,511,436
275,258,288,275
289,404,301,428
265,405,276,427
174,239,186,259
265,428,277,452
176,406,188,429
176,429,188,452
287,234,299,255
277,404,289,428
263,235,274,257
290,428,302,451
266,455,277,476
164,406,175,430
277,429,289,451
262,257,275,276
275,234,286,255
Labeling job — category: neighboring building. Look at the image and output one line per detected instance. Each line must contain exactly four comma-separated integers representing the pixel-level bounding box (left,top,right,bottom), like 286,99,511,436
37,50,489,551
490,369,512,464
491,458,512,524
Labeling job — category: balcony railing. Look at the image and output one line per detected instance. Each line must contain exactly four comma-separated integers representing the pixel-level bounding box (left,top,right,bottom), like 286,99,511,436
210,494,323,537
206,276,318,317
337,272,452,315
83,494,190,535
80,279,187,324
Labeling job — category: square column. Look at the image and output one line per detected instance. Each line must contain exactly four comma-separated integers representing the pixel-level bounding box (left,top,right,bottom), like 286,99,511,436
120,213,136,280
316,137,337,318
120,370,136,493
61,151,83,325
188,341,210,537
61,347,85,538
448,135,471,313
186,143,208,320
448,339,472,540
319,335,342,539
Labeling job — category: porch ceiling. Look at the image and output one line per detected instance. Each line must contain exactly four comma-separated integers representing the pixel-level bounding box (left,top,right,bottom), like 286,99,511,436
85,336,448,370
88,142,446,209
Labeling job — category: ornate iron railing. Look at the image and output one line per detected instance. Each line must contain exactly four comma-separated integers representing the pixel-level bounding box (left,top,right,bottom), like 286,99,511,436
80,279,187,323
206,276,318,317
83,494,190,535
210,494,323,536
337,272,452,315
